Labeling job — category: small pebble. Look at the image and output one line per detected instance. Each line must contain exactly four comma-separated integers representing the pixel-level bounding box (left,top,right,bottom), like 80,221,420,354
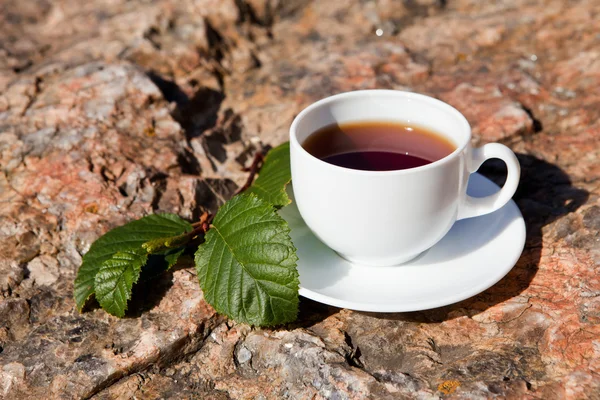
237,346,252,364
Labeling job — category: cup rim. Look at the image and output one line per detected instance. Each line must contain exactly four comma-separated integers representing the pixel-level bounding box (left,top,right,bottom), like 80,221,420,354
289,89,472,176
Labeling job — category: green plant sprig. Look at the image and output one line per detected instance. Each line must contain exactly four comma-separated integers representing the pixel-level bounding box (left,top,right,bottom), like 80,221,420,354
74,142,296,326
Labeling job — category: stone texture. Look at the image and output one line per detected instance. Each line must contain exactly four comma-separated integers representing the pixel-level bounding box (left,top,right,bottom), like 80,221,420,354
1,0,600,398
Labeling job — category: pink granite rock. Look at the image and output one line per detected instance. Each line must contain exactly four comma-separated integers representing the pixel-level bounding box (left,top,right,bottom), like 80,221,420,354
1,0,600,398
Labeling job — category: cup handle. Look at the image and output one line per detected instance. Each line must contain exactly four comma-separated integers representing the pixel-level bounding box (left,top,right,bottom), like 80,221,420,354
457,143,520,220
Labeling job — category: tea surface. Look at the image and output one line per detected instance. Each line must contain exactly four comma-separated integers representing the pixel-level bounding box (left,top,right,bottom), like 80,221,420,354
302,121,456,171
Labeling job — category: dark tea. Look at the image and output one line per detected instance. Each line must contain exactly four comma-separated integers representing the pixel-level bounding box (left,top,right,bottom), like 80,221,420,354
302,121,456,171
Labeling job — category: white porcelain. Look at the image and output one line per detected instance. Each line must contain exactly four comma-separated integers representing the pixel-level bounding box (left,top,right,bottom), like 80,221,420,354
290,90,520,266
279,174,526,312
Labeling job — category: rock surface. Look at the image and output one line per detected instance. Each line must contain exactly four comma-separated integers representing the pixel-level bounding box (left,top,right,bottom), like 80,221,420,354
1,0,600,398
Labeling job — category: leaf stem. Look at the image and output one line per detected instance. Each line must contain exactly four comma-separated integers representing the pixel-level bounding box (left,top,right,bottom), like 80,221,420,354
146,149,266,254
187,211,212,237
235,152,265,195
143,212,211,253
191,211,210,229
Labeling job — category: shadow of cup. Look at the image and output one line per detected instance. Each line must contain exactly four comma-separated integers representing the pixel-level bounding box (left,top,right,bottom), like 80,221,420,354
355,153,589,323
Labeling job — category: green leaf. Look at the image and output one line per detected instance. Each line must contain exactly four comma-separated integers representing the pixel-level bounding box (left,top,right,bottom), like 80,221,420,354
164,247,186,269
246,142,291,207
94,250,148,317
195,194,299,326
74,214,192,311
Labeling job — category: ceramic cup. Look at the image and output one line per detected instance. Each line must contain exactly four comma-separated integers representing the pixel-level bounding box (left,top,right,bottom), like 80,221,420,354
289,90,521,267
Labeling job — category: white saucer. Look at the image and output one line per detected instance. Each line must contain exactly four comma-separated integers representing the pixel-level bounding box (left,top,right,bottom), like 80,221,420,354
279,173,526,312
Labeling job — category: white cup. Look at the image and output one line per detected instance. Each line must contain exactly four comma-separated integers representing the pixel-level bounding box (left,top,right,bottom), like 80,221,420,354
290,90,520,266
